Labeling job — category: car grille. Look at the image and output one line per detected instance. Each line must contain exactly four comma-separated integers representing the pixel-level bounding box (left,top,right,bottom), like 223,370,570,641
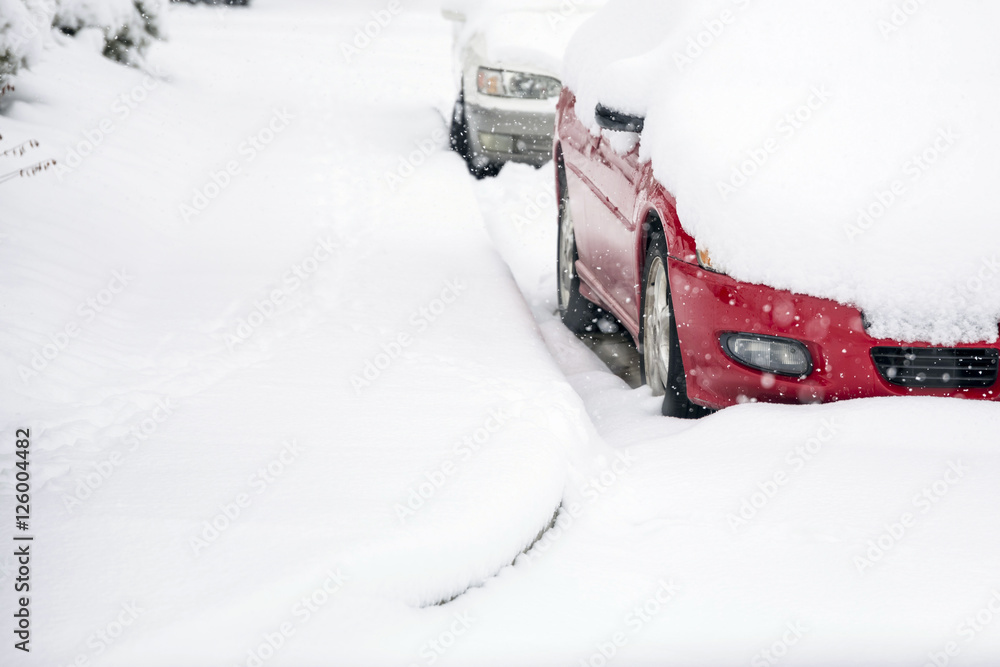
871,347,1000,389
513,135,552,155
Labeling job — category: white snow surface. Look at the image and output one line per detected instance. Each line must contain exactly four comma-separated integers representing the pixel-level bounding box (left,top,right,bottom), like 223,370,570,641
1,2,1000,666
564,0,1000,345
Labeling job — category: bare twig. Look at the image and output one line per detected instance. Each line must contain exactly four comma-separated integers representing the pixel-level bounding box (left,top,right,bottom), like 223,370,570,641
0,159,58,185
0,140,39,158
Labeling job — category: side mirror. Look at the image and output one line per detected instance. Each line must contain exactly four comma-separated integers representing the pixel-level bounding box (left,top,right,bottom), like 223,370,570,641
595,104,645,133
442,9,467,22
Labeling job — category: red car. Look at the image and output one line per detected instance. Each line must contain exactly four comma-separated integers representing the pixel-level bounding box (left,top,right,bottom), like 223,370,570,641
554,92,1000,418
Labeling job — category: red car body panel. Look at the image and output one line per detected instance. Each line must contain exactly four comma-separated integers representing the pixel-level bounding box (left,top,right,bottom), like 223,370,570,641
555,90,1000,409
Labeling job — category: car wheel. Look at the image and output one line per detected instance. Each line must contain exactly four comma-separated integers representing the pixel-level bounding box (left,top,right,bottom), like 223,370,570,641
557,158,597,332
640,228,710,419
469,157,503,179
449,91,471,159
450,90,504,179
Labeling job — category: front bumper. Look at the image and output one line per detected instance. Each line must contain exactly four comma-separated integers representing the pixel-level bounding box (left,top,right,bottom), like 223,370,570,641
465,103,556,167
667,258,1000,409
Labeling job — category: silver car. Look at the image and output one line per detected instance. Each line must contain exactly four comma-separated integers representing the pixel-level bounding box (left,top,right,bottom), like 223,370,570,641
443,3,598,178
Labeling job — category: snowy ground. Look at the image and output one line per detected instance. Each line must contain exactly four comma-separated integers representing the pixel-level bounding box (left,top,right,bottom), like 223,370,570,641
2,2,1000,666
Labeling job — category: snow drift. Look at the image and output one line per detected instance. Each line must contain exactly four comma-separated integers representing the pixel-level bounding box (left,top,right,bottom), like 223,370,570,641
564,0,1000,345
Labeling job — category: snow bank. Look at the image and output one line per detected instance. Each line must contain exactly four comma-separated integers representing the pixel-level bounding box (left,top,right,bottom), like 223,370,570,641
0,6,611,663
565,0,1000,345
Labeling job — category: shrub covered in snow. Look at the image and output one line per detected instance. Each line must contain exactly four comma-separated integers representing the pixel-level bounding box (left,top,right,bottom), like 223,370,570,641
0,0,48,80
1,0,164,79
53,0,165,65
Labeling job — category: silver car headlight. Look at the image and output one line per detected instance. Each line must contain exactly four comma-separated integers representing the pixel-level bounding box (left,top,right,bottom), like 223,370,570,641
476,67,561,100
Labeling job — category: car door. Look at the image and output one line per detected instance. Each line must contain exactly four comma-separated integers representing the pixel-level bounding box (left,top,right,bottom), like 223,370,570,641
578,132,642,333
558,98,603,294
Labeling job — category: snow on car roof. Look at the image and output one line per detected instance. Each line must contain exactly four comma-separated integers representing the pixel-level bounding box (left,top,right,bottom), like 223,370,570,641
564,0,1000,345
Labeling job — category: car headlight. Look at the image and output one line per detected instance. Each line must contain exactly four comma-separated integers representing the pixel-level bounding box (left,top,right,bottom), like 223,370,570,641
477,67,562,100
697,247,721,273
720,333,813,377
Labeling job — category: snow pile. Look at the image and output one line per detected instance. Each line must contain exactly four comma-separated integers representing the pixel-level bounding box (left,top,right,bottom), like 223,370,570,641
0,5,607,662
565,0,1000,345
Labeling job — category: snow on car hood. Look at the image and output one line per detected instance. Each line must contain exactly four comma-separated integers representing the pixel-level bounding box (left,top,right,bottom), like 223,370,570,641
564,0,1000,345
445,0,604,74
480,10,592,74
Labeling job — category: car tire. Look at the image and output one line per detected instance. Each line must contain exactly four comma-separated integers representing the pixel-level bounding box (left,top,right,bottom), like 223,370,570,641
449,91,471,159
450,90,504,180
640,227,711,419
469,157,503,180
557,157,597,333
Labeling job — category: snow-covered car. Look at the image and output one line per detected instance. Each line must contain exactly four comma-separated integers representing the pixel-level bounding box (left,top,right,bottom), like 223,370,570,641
557,0,1000,417
171,0,249,5
442,0,600,178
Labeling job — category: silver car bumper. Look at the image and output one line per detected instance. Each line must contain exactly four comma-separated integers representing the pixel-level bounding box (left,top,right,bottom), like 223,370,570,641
465,103,556,167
